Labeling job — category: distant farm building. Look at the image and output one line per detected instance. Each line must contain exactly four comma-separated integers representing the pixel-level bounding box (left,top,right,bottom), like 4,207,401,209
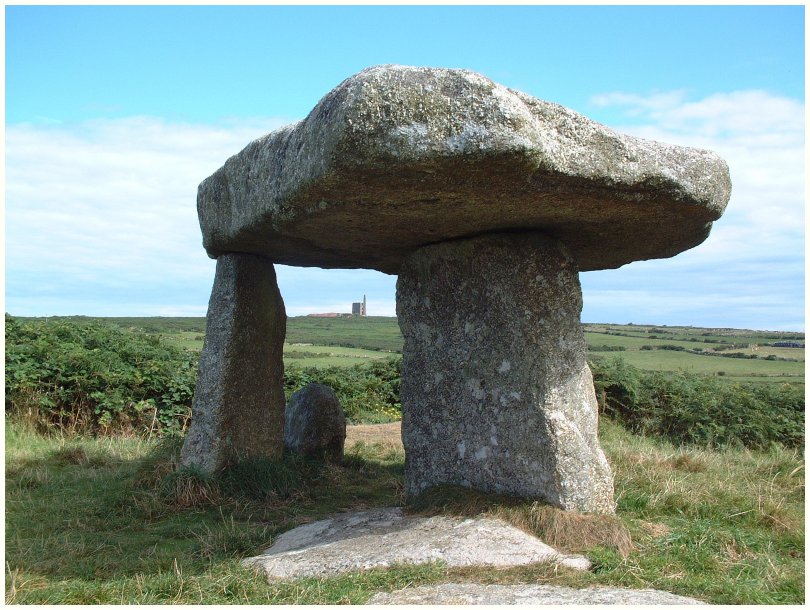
308,295,367,318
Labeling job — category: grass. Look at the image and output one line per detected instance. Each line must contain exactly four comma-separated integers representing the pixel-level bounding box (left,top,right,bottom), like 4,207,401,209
408,485,634,558
4,421,408,604
284,316,404,353
584,324,804,386
282,343,393,368
8,315,801,602
162,338,393,368
594,347,804,378
16,315,803,385
5,419,803,604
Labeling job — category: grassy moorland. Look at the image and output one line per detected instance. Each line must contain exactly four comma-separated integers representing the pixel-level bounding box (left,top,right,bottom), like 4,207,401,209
4,314,804,604
5,419,803,604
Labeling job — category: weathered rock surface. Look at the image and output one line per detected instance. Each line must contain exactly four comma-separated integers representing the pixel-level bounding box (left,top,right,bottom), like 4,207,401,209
284,383,346,461
367,582,705,605
180,253,286,473
198,64,731,274
243,507,590,580
397,232,614,513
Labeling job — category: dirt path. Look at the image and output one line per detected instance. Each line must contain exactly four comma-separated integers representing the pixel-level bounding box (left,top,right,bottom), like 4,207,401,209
346,422,402,449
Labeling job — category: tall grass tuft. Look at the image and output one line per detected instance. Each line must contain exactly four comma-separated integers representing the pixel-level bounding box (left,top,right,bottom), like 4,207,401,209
192,511,272,561
216,456,313,501
161,465,220,508
408,485,633,558
493,503,634,557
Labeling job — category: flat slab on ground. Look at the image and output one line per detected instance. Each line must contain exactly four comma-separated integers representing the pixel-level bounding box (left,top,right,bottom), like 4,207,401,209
243,507,590,580
367,582,704,604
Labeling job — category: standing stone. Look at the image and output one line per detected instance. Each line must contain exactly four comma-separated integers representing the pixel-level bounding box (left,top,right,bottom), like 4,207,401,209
284,383,346,461
180,253,286,474
397,232,615,514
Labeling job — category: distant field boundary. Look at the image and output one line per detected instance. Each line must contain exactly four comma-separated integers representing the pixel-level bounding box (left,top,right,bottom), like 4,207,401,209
9,315,804,383
12,315,806,338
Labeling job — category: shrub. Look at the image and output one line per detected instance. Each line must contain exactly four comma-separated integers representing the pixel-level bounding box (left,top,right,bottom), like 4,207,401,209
591,357,804,450
657,344,686,351
7,316,802,451
284,358,402,424
5,315,197,436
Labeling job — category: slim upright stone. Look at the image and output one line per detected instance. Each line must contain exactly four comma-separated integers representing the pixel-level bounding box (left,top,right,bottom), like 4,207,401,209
397,233,615,513
181,253,286,474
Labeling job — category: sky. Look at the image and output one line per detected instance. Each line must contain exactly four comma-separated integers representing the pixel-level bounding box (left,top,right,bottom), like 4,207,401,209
4,5,806,331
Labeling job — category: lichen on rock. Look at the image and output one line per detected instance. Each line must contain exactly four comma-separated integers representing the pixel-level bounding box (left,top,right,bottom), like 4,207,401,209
397,232,615,513
197,65,730,275
180,253,286,474
185,65,731,510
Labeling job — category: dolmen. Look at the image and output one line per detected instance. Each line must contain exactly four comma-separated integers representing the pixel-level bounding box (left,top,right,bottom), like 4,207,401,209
180,65,731,514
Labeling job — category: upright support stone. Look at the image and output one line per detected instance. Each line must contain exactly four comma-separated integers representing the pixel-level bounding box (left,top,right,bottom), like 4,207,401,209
397,232,615,514
181,253,286,474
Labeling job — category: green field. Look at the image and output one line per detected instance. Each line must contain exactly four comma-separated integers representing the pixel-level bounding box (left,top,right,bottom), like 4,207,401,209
583,324,804,385
14,315,804,382
285,316,403,353
283,343,393,368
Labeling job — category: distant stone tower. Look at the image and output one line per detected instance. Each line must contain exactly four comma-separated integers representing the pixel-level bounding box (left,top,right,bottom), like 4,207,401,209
352,295,367,316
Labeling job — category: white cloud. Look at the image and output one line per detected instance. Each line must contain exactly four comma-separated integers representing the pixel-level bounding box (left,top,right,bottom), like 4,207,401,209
5,89,804,330
5,116,292,315
274,266,398,317
5,116,400,318
584,88,804,330
284,300,397,318
590,90,688,115
593,89,803,136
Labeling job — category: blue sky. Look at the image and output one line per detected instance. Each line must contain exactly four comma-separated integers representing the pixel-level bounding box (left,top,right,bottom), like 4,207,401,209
5,5,805,330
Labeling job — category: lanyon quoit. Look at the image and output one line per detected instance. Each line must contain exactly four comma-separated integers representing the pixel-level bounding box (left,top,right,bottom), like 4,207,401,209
180,65,731,514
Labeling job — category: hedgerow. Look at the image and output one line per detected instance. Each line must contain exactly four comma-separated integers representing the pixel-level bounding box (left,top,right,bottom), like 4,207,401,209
5,316,804,449
4,316,402,434
5,315,197,436
591,357,804,450
284,358,402,424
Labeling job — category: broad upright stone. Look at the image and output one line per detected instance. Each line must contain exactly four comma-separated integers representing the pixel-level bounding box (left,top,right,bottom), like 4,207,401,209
181,253,286,474
397,232,614,513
